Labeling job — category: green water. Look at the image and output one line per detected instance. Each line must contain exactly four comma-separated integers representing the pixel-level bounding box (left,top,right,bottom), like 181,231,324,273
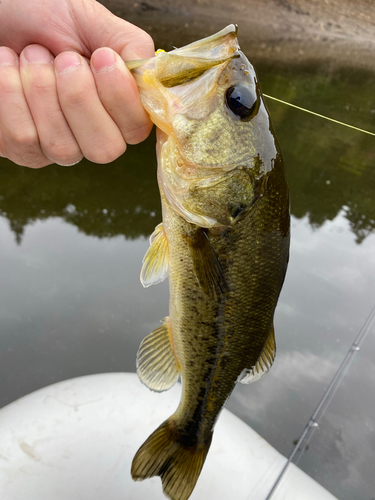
1,59,374,499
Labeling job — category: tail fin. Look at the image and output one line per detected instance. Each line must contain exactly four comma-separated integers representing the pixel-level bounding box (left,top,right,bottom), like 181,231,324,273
131,419,212,500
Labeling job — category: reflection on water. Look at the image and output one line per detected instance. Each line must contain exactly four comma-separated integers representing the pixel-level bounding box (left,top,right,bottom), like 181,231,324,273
227,213,375,500
1,58,375,500
0,63,374,245
0,131,160,244
0,216,169,404
259,62,375,245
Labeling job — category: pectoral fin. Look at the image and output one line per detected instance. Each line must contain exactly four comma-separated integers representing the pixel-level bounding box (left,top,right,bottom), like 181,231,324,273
187,228,228,300
239,325,276,384
136,317,179,392
140,223,169,287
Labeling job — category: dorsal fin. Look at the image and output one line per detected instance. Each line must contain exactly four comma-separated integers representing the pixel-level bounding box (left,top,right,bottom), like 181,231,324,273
238,325,276,384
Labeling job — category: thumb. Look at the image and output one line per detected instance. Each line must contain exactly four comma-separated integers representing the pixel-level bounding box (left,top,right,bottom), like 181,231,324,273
75,1,155,60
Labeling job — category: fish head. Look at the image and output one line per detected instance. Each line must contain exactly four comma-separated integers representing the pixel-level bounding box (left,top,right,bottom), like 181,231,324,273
130,25,281,227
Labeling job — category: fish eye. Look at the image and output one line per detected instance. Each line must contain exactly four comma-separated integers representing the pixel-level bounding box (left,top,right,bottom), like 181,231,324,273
225,85,257,120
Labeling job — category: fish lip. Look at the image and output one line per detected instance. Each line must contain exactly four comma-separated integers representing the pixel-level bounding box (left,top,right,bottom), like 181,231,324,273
171,24,239,53
148,27,241,90
168,25,241,81
168,24,240,63
126,25,240,73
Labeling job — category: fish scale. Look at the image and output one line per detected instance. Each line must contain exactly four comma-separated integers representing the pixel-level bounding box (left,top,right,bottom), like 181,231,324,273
129,24,290,500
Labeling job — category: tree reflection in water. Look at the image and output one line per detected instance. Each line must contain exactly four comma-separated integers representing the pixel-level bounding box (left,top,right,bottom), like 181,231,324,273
0,62,374,245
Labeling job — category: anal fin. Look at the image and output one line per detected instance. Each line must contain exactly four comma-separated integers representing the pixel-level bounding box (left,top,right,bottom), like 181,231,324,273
239,324,276,384
140,223,169,288
136,317,179,392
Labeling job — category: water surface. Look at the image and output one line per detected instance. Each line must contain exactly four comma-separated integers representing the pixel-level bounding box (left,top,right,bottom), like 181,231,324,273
1,55,374,499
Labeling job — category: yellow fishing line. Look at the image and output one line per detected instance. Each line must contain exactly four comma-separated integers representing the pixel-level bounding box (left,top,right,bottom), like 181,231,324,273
263,93,375,137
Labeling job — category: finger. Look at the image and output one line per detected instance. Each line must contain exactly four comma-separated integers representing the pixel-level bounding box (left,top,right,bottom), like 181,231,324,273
76,2,155,60
91,48,152,145
0,130,4,157
19,44,83,166
0,46,51,168
55,51,126,164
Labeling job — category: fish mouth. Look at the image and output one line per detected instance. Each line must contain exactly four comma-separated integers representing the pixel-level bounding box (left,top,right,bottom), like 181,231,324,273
152,25,241,88
126,25,240,86
173,24,239,55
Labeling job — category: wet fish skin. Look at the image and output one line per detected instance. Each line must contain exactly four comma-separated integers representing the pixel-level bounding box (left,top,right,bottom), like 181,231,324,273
129,24,290,500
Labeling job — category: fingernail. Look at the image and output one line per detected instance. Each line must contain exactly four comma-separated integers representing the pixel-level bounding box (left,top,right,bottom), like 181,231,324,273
23,45,53,64
91,48,116,72
0,47,17,66
55,52,81,74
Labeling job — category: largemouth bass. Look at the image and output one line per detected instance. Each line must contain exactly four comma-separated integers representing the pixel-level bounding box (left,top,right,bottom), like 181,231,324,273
129,25,290,500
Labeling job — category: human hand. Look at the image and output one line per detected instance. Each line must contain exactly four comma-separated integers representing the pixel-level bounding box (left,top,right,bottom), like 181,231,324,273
0,0,154,168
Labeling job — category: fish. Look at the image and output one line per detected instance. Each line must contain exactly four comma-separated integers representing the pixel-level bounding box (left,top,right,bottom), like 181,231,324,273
128,24,290,500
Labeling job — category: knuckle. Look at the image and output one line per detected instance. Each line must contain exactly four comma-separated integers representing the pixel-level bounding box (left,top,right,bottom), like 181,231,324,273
135,31,155,55
27,158,51,169
4,126,48,168
48,149,80,166
45,141,82,166
0,67,19,96
0,79,14,96
60,86,91,108
86,137,126,164
17,147,47,168
28,74,56,94
125,122,153,145
21,65,55,95
124,30,155,60
37,120,82,165
9,125,38,149
139,32,155,53
6,147,48,168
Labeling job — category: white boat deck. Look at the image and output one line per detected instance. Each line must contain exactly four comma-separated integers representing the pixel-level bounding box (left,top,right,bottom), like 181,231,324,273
0,373,337,500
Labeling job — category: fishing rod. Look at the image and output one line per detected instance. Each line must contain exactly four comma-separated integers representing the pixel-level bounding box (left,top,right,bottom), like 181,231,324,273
265,301,375,499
